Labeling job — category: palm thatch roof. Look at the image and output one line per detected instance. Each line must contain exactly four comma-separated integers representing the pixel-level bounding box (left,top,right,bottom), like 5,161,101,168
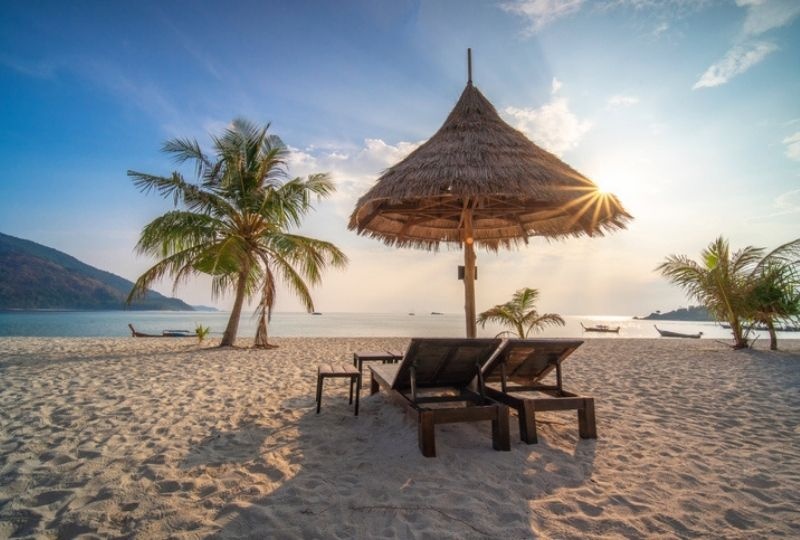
349,83,632,250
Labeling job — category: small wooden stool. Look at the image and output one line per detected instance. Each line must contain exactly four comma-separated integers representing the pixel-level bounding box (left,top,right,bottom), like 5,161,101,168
316,363,361,416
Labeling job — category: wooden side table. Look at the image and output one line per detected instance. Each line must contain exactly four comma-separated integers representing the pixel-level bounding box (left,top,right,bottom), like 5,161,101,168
316,363,361,416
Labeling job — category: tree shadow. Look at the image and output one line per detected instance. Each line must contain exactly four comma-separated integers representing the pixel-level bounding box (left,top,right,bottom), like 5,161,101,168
203,389,597,538
739,347,800,362
181,424,274,469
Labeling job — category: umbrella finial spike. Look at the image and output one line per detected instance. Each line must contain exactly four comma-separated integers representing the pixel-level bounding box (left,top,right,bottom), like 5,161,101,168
467,48,473,85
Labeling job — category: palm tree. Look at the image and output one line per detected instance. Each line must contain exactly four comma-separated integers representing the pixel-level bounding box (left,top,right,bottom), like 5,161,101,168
749,239,800,350
477,288,565,338
127,119,348,347
657,237,761,349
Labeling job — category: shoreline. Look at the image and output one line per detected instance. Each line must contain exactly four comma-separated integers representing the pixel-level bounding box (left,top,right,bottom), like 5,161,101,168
1,337,799,538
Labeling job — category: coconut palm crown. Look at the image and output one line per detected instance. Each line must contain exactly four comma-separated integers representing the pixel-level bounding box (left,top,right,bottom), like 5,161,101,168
657,236,799,350
477,287,565,338
127,119,347,347
748,238,800,350
658,237,760,349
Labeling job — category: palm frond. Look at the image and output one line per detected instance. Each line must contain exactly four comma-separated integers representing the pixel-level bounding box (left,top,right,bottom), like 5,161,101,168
135,211,222,258
755,237,800,273
265,233,348,284
126,246,206,303
525,313,566,337
270,251,315,312
161,137,211,177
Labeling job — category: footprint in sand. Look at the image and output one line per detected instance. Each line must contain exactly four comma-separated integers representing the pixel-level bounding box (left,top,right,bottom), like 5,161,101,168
742,474,780,489
52,522,96,538
91,487,115,502
246,462,285,482
1,509,42,537
32,490,72,507
576,500,604,517
119,502,139,512
724,508,756,530
51,454,73,466
156,480,181,493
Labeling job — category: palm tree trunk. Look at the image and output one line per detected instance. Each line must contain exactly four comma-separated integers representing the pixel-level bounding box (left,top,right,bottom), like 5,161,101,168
220,270,248,347
516,321,525,339
728,314,748,350
766,319,778,351
254,310,275,349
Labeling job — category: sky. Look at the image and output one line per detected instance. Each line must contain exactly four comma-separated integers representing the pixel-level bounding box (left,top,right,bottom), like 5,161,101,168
1,0,799,316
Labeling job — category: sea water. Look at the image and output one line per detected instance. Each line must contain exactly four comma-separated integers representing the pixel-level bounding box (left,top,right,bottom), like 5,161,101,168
0,311,795,341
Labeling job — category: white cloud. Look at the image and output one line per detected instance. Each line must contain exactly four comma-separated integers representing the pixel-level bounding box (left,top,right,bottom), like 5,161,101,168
501,0,584,32
746,188,800,223
286,138,422,214
607,94,640,108
502,0,712,32
692,0,798,91
774,189,800,212
504,96,592,156
652,21,670,37
692,41,777,89
502,78,591,155
737,0,800,35
783,131,800,161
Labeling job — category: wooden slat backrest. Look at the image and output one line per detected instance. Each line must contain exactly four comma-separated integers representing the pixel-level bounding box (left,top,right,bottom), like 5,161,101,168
482,339,584,385
391,338,501,391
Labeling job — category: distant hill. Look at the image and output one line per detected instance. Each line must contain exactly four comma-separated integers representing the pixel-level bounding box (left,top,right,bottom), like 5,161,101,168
0,232,194,311
635,305,712,321
191,305,219,312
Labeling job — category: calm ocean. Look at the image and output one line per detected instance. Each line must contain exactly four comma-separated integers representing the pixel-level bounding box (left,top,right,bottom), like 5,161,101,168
0,311,795,341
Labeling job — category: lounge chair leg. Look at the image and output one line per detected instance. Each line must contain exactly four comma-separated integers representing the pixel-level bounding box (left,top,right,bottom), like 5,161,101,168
519,400,538,444
354,374,360,416
370,373,379,395
492,405,511,451
315,371,323,414
418,411,436,457
579,398,597,439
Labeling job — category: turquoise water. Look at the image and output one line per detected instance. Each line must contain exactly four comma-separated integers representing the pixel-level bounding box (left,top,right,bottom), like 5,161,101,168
0,311,795,341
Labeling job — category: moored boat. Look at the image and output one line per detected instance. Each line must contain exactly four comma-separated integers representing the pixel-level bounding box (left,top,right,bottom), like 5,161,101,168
128,324,194,338
580,322,620,333
654,325,703,339
720,322,799,332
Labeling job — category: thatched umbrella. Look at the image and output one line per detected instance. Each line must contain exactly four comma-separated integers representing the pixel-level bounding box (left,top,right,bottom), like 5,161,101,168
349,50,631,337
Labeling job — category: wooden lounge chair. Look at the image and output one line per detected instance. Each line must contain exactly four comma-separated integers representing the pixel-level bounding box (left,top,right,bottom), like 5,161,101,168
482,339,597,444
369,338,511,457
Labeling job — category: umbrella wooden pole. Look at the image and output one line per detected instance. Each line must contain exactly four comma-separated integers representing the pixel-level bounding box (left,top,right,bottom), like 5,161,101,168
462,209,477,338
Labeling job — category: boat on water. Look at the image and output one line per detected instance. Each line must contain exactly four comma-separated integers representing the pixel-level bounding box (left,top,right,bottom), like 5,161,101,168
580,322,620,333
720,322,799,332
128,324,194,338
654,325,703,339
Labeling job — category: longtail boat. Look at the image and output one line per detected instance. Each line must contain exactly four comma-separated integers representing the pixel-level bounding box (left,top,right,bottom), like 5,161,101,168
580,322,620,333
128,324,194,338
654,325,702,339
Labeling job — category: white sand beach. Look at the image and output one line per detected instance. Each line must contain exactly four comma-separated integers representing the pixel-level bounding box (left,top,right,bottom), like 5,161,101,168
1,337,799,539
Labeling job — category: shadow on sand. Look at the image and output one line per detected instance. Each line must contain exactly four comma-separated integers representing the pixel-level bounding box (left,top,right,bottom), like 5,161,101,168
187,386,597,539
